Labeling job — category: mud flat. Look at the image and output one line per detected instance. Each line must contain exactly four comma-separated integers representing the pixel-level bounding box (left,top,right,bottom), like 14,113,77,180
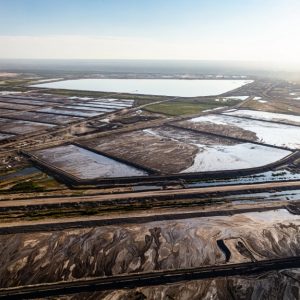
0,97,54,106
0,108,19,115
31,79,253,97
182,143,290,173
0,209,299,288
84,128,199,174
85,126,291,174
0,133,15,141
7,111,83,125
0,101,37,111
0,118,55,135
224,109,300,126
64,105,114,112
240,96,300,116
178,114,300,149
31,144,148,180
85,99,133,108
144,127,291,173
78,103,121,110
36,107,102,117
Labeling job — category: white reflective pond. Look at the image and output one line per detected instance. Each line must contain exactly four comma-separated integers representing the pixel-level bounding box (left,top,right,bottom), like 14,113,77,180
32,79,252,97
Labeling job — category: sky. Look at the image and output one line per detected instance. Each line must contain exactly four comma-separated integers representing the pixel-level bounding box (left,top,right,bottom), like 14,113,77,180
0,0,300,63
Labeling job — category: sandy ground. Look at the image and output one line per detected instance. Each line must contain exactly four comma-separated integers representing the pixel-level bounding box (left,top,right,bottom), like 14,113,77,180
49,269,300,300
85,129,198,174
0,209,299,288
1,181,300,207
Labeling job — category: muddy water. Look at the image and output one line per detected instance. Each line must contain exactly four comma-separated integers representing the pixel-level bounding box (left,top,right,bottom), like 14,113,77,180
0,209,299,288
224,109,300,126
64,105,114,112
143,127,291,172
87,101,132,108
0,133,15,141
0,118,55,134
187,114,300,149
36,107,101,117
213,189,300,204
32,145,148,179
182,143,291,173
0,98,55,106
0,167,39,181
187,170,300,188
0,102,37,110
16,111,83,125
90,130,198,174
88,126,292,174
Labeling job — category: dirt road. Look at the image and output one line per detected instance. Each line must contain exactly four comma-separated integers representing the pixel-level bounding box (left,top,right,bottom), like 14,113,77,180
0,180,300,208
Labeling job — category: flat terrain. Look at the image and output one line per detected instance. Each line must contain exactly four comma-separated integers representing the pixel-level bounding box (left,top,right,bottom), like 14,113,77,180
1,74,300,299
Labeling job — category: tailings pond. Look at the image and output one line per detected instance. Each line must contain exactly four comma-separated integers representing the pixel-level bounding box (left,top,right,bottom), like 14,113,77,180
86,126,291,174
31,145,148,180
32,79,253,97
181,114,300,149
224,109,300,126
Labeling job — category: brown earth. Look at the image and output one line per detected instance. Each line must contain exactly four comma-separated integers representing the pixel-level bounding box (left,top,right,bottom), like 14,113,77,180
0,210,299,288
177,120,258,141
84,130,198,174
83,126,240,174
44,269,300,300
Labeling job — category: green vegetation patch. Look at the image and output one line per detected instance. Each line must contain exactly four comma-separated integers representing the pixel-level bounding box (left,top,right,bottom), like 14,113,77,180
144,101,220,116
9,181,45,193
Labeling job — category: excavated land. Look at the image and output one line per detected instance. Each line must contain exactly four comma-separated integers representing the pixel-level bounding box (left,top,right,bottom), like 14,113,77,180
41,269,300,300
0,118,55,135
0,209,299,289
175,114,300,151
82,128,199,174
29,144,149,180
242,95,300,115
1,77,300,299
4,112,83,125
222,109,300,127
177,118,258,142
81,125,282,175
